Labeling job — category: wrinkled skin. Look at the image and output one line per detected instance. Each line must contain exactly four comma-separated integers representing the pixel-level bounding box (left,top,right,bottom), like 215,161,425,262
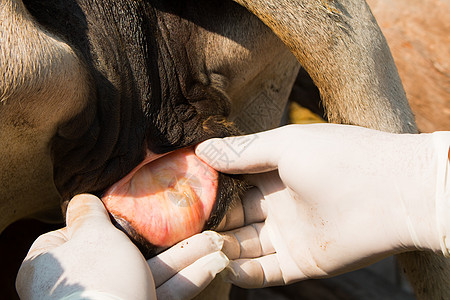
1,0,444,299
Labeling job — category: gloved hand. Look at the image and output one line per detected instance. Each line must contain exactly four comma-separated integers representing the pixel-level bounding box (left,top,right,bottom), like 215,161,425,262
196,124,450,288
16,194,228,300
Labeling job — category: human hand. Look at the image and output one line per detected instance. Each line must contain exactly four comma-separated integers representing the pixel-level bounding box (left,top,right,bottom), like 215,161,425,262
149,230,229,299
196,124,450,288
16,194,228,300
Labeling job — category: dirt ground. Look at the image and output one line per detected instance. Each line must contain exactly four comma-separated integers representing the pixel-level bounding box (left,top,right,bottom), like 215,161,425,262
368,0,450,133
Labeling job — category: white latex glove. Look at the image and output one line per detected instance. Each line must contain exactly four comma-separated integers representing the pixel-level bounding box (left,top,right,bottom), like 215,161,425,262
195,124,450,288
16,194,228,300
149,230,228,299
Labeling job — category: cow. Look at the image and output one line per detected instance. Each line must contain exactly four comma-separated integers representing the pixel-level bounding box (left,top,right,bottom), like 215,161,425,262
1,0,447,299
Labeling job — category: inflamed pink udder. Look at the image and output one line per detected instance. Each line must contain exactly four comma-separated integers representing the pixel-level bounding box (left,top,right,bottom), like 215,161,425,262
102,147,218,247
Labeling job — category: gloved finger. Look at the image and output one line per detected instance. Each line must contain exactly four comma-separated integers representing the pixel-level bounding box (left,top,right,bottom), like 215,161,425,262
23,227,68,259
225,255,288,288
216,187,267,232
242,171,287,203
195,126,293,174
65,194,112,236
149,231,224,287
156,251,229,300
242,187,267,225
221,222,274,260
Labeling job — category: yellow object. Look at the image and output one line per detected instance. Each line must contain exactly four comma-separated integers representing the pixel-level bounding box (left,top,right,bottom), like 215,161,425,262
289,102,326,124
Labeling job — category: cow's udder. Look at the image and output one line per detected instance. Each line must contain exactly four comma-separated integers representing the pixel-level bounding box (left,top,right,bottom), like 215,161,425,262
101,147,218,247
